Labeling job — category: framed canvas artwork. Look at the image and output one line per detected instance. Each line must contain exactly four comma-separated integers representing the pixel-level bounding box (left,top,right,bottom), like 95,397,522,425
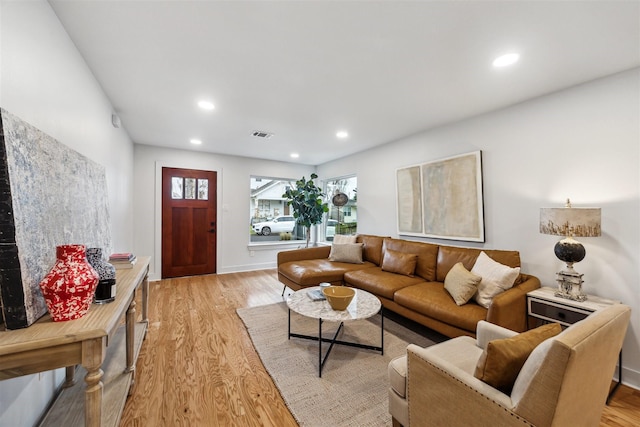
396,151,484,242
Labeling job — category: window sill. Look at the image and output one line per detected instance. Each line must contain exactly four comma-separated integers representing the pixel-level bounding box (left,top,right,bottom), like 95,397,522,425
247,241,306,251
247,241,331,251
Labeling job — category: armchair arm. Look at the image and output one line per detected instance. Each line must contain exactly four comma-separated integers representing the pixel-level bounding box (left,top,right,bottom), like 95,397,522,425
406,345,529,427
487,275,540,332
476,320,518,350
277,246,331,266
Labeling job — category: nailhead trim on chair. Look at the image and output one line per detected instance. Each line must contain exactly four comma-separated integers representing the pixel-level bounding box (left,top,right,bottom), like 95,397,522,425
406,354,534,426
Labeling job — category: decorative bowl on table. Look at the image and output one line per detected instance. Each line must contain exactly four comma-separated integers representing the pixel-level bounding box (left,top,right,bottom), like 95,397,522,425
322,286,355,311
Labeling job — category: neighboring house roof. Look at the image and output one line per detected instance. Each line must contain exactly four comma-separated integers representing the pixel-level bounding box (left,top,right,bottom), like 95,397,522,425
251,180,292,199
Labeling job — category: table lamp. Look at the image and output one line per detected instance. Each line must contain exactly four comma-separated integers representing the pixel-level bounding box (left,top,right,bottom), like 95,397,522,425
540,199,601,301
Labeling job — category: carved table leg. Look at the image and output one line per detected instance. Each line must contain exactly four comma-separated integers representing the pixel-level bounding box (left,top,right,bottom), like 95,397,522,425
64,365,76,388
141,273,149,326
126,292,136,394
83,338,105,427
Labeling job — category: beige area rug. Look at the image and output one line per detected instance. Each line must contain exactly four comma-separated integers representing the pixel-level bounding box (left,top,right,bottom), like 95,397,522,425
237,301,439,427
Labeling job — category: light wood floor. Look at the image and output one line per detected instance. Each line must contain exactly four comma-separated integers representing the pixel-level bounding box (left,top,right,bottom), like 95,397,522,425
120,270,640,426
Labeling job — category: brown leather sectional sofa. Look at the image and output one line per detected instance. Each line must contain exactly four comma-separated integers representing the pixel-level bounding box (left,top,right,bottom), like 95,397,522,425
277,234,540,338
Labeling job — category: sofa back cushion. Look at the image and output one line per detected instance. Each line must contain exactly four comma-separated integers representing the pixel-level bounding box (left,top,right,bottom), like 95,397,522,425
356,234,387,266
381,249,418,277
436,245,521,282
382,238,438,281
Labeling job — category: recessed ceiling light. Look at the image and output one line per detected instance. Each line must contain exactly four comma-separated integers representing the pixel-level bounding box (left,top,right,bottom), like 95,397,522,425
492,53,520,68
190,139,202,145
336,131,349,139
290,153,299,159
197,100,215,110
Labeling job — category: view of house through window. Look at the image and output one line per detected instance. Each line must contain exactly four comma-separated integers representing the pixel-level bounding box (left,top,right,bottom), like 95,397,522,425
324,176,357,241
250,176,306,242
249,175,356,243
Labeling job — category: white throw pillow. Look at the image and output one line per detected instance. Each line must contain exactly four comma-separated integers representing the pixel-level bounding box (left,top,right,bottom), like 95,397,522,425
471,251,520,309
328,243,364,264
333,234,357,244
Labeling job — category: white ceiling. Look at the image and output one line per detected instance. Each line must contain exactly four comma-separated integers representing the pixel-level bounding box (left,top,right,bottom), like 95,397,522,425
48,0,640,165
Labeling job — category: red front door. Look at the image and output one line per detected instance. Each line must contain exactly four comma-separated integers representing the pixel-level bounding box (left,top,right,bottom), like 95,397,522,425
161,167,217,278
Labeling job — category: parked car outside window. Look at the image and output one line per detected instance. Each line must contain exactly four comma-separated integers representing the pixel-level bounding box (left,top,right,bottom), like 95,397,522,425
326,219,338,240
252,215,295,236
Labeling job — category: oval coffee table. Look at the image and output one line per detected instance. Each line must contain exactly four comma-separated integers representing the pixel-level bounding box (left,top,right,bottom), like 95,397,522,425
286,286,383,377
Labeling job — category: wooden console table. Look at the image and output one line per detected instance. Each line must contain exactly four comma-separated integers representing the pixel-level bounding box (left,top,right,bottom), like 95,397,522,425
0,256,150,427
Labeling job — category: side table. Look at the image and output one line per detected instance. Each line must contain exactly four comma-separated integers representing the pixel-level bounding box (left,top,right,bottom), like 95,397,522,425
526,286,621,403
0,256,150,427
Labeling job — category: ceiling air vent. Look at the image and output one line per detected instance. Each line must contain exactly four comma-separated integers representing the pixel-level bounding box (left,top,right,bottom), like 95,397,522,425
252,130,274,139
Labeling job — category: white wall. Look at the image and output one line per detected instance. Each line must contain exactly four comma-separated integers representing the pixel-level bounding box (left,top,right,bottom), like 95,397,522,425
0,1,135,425
133,144,314,280
317,68,640,389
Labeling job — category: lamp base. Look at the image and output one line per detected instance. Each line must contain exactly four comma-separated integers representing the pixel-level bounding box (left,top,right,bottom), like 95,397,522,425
555,270,586,302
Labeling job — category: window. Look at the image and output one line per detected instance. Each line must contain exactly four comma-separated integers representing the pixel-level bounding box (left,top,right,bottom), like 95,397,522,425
171,176,209,200
324,176,357,241
250,176,306,242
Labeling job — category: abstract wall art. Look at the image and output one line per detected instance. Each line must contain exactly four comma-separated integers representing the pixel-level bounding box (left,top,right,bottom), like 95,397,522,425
396,151,484,242
0,109,112,329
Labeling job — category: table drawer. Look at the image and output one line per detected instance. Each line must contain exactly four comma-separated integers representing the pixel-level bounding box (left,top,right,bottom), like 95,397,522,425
529,299,591,326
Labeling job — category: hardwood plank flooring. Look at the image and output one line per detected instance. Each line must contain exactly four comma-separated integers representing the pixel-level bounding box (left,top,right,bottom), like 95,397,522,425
119,270,640,426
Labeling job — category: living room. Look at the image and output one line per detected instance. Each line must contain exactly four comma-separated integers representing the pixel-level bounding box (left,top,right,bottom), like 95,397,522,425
1,0,639,426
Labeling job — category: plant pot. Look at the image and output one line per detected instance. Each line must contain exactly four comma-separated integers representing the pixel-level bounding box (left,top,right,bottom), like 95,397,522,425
39,244,99,321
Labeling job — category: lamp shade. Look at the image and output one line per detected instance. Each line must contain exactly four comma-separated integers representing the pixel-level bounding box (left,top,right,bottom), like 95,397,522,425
539,206,601,237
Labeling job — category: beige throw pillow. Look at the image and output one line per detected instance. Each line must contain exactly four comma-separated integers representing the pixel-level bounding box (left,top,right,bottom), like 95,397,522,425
333,234,357,244
381,249,418,277
328,243,364,264
471,251,521,308
444,262,482,306
474,323,562,393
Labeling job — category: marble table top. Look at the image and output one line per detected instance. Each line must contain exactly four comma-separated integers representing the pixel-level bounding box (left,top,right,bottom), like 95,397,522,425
287,286,381,322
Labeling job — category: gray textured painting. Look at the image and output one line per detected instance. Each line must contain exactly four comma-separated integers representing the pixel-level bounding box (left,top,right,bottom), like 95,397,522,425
422,151,484,242
0,109,112,329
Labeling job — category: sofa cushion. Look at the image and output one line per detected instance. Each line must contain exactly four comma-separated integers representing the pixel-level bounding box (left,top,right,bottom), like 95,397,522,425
382,238,438,281
394,282,487,332
471,251,521,309
444,262,482,306
474,323,562,393
381,249,418,277
279,259,375,286
344,268,424,300
356,234,387,266
333,234,357,244
328,243,364,264
436,245,521,282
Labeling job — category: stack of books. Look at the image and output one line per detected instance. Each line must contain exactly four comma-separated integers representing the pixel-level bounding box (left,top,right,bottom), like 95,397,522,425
109,252,137,269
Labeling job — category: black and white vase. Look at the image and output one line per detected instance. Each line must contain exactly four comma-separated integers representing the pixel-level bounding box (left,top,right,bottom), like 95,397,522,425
86,247,117,304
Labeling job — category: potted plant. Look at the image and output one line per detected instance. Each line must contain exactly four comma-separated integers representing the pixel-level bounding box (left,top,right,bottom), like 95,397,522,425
283,173,329,248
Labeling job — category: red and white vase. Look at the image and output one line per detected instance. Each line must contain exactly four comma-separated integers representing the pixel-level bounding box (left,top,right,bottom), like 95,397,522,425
39,244,99,322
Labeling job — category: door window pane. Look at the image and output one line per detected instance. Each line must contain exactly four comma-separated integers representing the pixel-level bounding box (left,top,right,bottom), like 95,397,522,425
197,179,209,200
171,177,183,199
184,178,196,199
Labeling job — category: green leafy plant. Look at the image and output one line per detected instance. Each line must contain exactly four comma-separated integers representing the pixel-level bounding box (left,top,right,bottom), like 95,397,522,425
283,173,329,248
